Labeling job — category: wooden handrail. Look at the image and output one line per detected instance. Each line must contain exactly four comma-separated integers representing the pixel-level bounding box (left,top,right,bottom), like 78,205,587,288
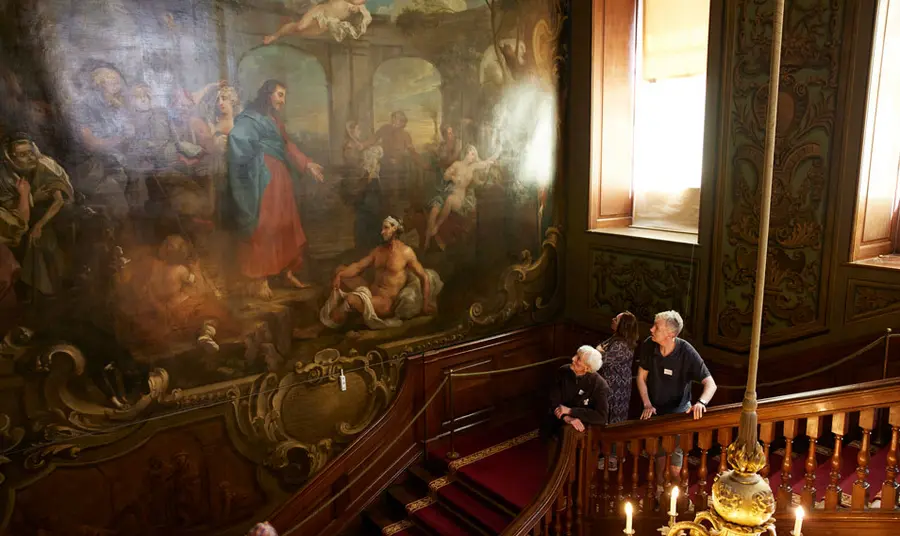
601,377,900,441
502,426,584,536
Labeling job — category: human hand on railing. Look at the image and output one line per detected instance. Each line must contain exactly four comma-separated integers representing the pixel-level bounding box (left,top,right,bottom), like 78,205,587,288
640,404,656,420
687,402,707,420
563,416,585,432
554,405,571,419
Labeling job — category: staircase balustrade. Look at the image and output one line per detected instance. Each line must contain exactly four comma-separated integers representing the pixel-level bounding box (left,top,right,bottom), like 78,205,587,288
506,377,900,536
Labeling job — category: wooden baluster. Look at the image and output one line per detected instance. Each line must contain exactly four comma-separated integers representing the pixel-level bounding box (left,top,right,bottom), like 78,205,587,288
645,437,658,512
760,422,774,480
576,436,587,536
601,441,612,515
883,406,900,510
825,412,848,510
542,509,551,536
566,459,575,536
554,492,564,536
616,441,626,507
696,431,713,512
852,409,875,509
801,417,821,510
778,419,797,512
662,435,676,496
717,427,733,475
679,434,693,507
630,440,641,502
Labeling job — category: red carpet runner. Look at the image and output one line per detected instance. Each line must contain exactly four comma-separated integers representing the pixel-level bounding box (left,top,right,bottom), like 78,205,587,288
365,424,548,535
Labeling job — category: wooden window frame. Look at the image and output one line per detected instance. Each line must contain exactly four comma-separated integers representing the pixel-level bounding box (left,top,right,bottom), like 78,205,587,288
852,0,900,262
588,0,712,237
589,0,638,229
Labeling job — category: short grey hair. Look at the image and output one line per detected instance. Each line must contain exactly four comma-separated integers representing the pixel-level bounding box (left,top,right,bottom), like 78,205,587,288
577,345,603,373
655,310,684,336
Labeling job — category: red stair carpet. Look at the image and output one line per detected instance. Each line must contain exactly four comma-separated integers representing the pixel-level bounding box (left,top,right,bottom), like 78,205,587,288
362,420,549,535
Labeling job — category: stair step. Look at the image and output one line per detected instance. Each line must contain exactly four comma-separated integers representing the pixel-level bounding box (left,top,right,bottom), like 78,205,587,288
436,482,514,534
410,502,481,536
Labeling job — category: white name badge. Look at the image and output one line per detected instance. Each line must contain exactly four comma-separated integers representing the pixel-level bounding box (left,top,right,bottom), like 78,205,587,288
664,368,673,376
578,389,584,395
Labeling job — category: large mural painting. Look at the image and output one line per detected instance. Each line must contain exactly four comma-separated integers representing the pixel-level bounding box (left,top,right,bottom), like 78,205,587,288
0,0,566,533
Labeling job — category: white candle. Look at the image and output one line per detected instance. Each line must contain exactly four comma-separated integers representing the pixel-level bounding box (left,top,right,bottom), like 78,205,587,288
792,506,804,535
670,485,679,515
625,501,633,532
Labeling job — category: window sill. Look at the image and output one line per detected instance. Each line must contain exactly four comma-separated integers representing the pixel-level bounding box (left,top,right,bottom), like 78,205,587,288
588,225,699,246
851,254,900,272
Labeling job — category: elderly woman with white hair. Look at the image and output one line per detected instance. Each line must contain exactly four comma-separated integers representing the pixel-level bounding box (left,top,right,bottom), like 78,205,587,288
541,345,610,465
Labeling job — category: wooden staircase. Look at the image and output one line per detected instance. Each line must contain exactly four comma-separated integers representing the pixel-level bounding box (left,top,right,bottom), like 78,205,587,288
503,378,900,536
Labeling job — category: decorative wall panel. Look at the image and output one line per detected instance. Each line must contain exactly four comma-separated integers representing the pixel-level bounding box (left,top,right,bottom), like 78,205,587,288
709,0,845,350
589,248,698,334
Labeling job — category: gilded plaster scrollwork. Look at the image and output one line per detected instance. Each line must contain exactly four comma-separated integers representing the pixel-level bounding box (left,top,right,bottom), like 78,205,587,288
469,226,563,326
18,334,170,469
230,347,402,483
711,0,844,349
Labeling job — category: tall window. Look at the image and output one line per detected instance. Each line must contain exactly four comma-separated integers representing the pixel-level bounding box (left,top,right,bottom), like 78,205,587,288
853,0,900,263
589,0,711,236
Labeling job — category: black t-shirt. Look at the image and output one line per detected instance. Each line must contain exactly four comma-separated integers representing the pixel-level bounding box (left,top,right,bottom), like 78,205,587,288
638,336,710,415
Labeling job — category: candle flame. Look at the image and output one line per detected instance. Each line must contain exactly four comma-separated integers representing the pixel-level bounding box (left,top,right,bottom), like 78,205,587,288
795,506,804,520
672,486,679,499
625,502,633,515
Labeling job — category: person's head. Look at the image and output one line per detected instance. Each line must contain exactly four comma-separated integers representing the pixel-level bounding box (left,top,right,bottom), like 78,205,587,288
129,83,153,113
611,311,639,347
650,310,683,345
216,86,241,118
390,110,408,128
346,120,361,139
90,66,126,108
440,124,454,140
158,234,192,265
246,522,278,536
571,345,603,376
381,216,404,243
4,134,38,173
249,79,287,116
463,144,479,163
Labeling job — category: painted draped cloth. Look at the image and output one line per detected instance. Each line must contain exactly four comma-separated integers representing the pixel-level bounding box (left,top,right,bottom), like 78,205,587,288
227,109,311,278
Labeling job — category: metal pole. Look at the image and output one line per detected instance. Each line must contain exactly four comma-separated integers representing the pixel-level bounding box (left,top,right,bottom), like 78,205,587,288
736,0,785,450
446,368,459,460
883,328,893,380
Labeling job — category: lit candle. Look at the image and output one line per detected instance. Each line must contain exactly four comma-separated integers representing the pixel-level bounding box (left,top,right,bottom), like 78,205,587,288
792,506,804,535
670,485,679,515
625,501,633,532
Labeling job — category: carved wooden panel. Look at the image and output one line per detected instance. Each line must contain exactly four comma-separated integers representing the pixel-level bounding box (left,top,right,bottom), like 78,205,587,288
709,0,846,350
589,248,698,333
846,280,900,323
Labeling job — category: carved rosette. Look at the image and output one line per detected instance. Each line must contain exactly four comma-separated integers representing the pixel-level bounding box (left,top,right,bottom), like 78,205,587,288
230,347,402,484
469,226,563,326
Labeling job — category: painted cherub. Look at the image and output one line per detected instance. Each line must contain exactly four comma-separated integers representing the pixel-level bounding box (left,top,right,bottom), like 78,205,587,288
263,0,371,44
424,144,499,250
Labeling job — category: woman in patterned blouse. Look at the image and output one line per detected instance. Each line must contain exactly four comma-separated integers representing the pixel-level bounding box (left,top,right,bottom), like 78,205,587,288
598,311,639,424
597,311,639,471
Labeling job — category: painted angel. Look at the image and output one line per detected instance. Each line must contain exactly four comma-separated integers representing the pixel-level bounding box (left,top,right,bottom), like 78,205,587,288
263,0,372,44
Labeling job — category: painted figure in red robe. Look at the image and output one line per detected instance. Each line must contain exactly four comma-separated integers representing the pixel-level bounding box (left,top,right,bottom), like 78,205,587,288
226,79,325,299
